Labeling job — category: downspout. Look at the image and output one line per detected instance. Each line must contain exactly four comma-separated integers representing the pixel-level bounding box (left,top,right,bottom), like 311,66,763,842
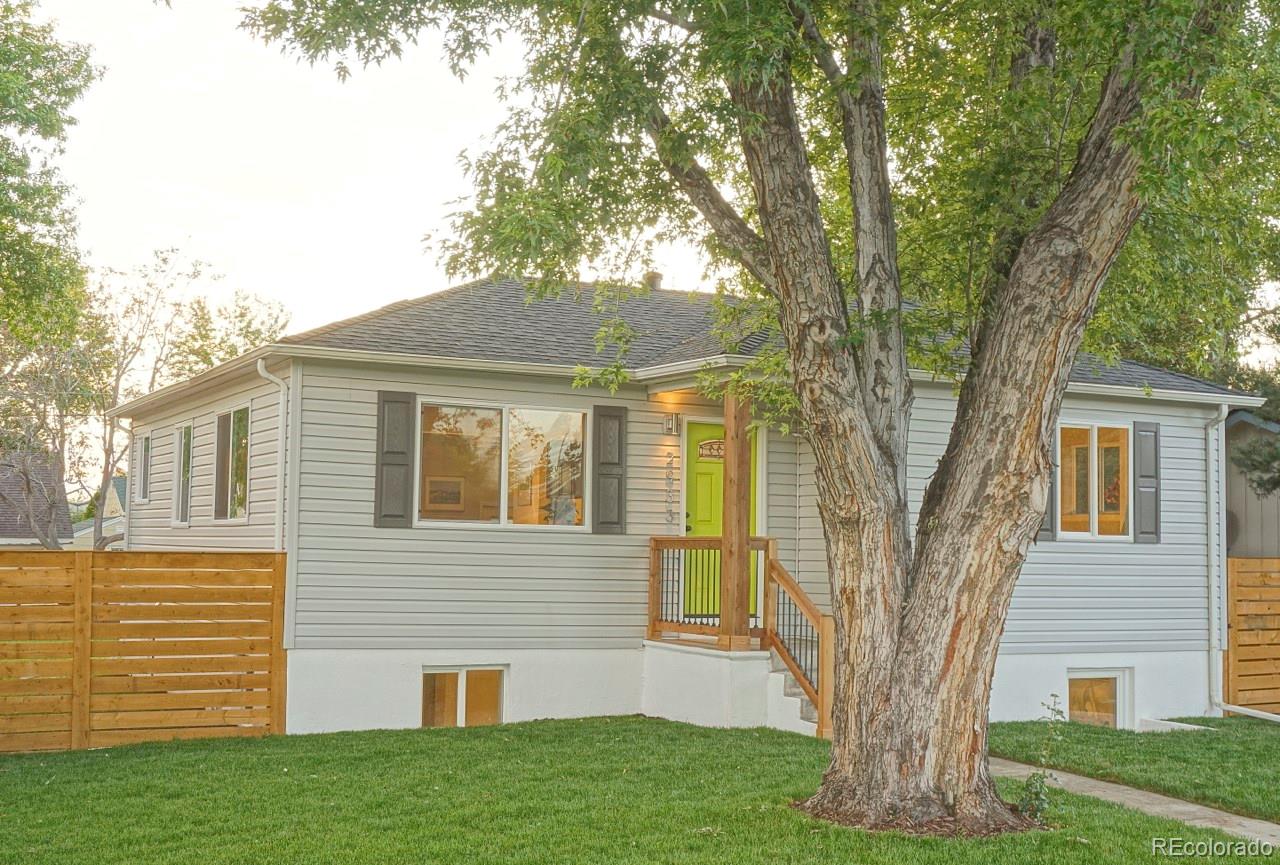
1204,403,1280,723
256,359,288,551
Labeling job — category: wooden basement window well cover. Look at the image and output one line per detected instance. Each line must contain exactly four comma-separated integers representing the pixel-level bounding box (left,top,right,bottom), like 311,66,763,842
422,669,504,729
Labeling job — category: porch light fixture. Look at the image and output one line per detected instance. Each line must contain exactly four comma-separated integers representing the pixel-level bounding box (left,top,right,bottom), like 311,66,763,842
663,413,681,436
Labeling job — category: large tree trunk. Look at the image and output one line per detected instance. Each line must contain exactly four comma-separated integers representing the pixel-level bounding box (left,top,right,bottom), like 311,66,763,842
653,0,1235,833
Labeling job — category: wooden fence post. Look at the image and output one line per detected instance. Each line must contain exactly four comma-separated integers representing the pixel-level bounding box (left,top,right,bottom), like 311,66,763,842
269,552,288,734
70,550,93,749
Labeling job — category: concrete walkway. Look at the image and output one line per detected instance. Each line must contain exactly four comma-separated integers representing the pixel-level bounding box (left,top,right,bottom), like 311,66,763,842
990,757,1280,845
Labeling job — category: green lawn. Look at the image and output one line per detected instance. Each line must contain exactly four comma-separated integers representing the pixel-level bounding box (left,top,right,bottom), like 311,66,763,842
0,716,1270,864
991,716,1280,823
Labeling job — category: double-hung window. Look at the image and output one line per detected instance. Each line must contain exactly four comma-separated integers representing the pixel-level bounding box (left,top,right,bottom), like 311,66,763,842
215,407,250,520
172,424,193,525
417,401,587,527
1058,423,1131,538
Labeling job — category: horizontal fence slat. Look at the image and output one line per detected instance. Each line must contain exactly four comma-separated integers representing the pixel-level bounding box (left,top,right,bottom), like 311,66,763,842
0,694,72,714
92,621,272,640
91,638,272,658
0,641,72,660
90,552,276,569
0,730,71,752
92,604,272,623
0,658,72,678
0,568,74,588
0,711,71,734
91,655,272,676
93,586,272,604
93,569,275,587
91,673,272,694
91,690,271,712
89,707,270,731
0,622,74,641
0,605,75,623
0,677,70,696
87,725,265,748
0,587,75,604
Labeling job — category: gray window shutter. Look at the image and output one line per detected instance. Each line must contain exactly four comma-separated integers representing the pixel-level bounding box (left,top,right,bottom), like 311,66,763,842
375,391,415,528
1134,421,1161,543
1037,429,1057,542
592,406,627,534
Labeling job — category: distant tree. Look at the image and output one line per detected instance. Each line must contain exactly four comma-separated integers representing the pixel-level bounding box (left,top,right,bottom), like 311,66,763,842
169,290,290,381
0,0,96,338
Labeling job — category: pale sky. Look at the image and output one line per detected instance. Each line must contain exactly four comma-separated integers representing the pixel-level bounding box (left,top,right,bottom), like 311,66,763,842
39,0,707,335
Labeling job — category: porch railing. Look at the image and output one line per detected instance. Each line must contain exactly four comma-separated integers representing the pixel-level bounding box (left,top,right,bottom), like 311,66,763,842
646,535,834,738
762,549,834,739
646,536,767,640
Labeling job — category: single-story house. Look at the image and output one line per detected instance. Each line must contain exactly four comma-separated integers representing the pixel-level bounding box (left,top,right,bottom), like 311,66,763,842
0,453,73,548
111,278,1265,735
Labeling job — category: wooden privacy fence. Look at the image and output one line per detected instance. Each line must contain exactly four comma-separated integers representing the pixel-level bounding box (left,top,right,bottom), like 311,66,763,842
1226,557,1280,714
0,550,285,753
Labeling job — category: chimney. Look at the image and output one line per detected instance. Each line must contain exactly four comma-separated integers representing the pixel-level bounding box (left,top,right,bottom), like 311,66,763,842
643,270,663,292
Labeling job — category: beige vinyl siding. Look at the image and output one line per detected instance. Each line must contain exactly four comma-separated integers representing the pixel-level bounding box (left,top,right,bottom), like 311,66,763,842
1226,422,1280,557
796,382,1215,654
293,361,726,650
126,364,289,550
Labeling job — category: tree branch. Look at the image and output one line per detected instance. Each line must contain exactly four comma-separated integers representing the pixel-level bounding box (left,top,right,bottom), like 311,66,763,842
644,106,779,296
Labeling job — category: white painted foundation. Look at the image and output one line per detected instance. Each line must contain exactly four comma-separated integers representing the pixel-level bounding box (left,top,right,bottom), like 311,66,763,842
287,647,642,734
285,644,1216,736
640,640,774,728
990,650,1213,729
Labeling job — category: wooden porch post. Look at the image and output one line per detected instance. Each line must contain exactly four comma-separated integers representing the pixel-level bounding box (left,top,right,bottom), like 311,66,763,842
719,392,752,651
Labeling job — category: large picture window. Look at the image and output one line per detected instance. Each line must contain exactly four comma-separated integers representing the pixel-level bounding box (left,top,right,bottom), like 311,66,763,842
215,407,250,520
417,401,588,528
1058,423,1131,538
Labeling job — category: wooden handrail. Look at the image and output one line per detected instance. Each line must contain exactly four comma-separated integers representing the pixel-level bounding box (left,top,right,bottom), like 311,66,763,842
761,552,833,739
649,535,771,551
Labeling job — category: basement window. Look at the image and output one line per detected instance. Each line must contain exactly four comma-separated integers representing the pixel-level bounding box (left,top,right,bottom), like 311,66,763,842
1067,668,1132,729
422,668,504,728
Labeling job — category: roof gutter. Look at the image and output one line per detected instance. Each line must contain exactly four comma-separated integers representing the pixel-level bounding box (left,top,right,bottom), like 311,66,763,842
111,344,1266,419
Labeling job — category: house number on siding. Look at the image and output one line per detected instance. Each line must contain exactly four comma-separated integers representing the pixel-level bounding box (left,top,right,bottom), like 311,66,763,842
665,452,676,528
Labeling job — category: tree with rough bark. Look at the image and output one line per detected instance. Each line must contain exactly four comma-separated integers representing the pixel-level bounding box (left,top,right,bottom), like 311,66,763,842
244,0,1280,833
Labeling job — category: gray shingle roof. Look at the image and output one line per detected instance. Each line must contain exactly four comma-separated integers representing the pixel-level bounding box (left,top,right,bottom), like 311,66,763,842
281,278,1250,399
0,453,73,541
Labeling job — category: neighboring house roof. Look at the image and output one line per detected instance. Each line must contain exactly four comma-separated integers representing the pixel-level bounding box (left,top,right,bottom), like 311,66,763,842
73,514,124,537
280,278,1251,400
111,475,128,513
0,454,73,542
1227,410,1280,435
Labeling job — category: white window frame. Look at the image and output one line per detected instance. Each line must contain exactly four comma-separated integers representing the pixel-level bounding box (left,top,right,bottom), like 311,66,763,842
135,433,151,504
1056,421,1134,542
214,405,252,524
1067,667,1135,730
171,423,194,527
412,396,592,532
423,665,507,728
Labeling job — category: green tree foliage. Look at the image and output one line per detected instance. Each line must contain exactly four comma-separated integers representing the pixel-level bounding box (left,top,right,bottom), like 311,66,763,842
0,1,96,339
169,290,290,381
244,0,1280,402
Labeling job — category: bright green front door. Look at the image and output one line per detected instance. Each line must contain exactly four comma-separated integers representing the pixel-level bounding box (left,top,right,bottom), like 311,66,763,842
684,421,758,617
